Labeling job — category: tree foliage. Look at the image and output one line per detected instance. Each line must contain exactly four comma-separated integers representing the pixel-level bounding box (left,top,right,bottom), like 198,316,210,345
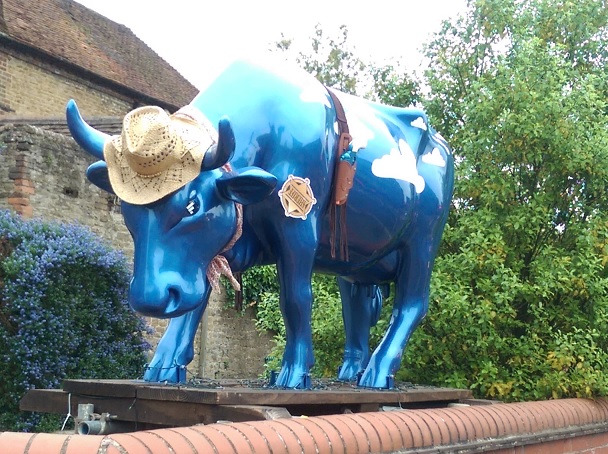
406,0,608,400
274,23,420,104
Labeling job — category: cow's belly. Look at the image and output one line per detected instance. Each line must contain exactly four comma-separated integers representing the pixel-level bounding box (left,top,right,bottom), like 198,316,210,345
315,152,416,278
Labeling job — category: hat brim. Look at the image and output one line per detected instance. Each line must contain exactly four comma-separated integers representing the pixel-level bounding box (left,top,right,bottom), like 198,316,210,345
104,139,206,205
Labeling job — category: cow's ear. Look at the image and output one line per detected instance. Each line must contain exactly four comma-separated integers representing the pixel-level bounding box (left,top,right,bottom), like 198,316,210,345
86,160,115,195
216,167,277,205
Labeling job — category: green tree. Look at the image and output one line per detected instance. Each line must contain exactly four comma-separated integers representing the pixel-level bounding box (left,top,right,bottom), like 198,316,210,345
274,24,420,103
368,63,421,107
275,24,363,94
404,0,608,401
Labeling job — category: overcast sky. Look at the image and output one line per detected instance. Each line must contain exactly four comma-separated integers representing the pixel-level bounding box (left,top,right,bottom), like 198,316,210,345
74,0,467,90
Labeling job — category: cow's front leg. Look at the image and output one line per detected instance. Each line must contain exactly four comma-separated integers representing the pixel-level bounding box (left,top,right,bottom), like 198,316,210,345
337,279,383,381
143,303,206,383
274,244,317,389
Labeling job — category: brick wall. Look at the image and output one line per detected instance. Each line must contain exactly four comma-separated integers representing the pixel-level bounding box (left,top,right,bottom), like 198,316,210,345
0,45,133,117
0,124,273,380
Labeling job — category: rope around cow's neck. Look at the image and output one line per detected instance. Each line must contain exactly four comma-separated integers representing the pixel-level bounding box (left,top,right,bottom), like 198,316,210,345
206,164,243,293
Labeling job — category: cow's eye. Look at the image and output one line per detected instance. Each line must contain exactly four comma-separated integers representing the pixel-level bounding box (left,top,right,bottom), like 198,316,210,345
185,198,200,216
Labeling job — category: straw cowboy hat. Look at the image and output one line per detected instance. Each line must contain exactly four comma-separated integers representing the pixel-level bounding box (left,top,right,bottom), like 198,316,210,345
104,105,218,205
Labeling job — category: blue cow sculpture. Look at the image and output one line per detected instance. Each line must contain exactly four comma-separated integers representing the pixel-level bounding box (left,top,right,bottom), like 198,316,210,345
67,59,454,389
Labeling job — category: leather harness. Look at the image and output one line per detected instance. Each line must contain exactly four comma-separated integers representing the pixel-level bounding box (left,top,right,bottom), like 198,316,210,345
326,87,356,261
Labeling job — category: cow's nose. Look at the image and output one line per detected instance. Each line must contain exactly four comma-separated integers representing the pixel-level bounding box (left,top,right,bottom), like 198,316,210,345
129,278,177,317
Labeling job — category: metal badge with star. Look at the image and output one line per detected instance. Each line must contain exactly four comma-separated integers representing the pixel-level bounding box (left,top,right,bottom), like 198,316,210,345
278,175,317,220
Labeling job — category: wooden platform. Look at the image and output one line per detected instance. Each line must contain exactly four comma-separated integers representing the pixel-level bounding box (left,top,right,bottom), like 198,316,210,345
20,378,473,428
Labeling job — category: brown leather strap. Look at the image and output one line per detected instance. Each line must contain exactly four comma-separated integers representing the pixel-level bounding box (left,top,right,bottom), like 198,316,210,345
326,87,355,261
327,88,352,157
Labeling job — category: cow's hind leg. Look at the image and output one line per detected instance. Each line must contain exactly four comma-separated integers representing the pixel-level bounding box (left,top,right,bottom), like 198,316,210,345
358,236,439,389
337,278,384,381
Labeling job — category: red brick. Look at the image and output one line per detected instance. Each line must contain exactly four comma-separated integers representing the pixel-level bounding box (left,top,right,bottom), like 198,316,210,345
189,425,237,453
489,405,522,435
415,409,452,446
297,418,334,453
14,179,35,188
208,424,255,454
390,410,427,448
221,423,273,453
433,408,468,444
570,398,595,425
304,416,349,453
17,205,33,218
65,435,105,454
1,432,37,454
357,412,398,452
340,413,384,452
443,407,472,442
371,411,407,449
460,407,489,440
524,437,570,453
24,433,70,454
8,197,29,206
105,433,153,454
318,414,364,453
570,432,608,453
546,400,569,428
508,404,534,434
473,405,505,437
172,427,217,453
143,429,196,454
13,186,35,195
241,421,290,453
446,407,477,440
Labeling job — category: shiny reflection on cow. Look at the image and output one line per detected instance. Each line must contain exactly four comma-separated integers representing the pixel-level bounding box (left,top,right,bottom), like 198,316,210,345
67,59,454,389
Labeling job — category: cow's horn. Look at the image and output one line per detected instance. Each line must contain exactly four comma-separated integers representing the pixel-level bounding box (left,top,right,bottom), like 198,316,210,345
66,99,108,160
202,117,235,171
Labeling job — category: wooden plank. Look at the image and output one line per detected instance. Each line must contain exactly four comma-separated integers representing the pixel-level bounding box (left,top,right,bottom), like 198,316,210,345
136,384,471,406
20,389,290,426
62,379,472,407
20,389,74,414
62,379,142,398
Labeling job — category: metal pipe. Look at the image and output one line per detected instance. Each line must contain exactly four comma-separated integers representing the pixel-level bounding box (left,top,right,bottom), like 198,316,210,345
77,418,135,435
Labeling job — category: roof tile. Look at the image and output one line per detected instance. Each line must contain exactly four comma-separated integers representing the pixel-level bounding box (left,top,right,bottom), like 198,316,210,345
1,0,197,108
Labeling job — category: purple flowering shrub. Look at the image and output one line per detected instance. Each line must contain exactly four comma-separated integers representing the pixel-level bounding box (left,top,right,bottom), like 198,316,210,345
0,210,150,432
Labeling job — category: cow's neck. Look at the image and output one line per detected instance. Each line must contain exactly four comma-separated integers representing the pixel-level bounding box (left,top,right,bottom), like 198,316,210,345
206,203,243,292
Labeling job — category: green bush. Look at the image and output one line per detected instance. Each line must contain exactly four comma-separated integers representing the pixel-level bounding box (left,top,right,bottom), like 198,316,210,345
0,210,150,432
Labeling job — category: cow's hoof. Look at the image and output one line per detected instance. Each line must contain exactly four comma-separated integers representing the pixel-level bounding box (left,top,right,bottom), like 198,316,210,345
275,367,312,389
338,351,368,381
337,363,364,382
143,364,187,383
357,371,395,389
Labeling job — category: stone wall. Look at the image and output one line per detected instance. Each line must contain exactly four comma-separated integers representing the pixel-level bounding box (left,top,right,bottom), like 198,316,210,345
0,124,274,380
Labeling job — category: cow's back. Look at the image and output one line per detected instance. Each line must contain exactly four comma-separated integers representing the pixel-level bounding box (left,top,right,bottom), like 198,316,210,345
190,59,335,173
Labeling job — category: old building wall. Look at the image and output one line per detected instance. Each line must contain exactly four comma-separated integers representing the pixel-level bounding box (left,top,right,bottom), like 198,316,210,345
0,124,273,380
0,47,134,117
